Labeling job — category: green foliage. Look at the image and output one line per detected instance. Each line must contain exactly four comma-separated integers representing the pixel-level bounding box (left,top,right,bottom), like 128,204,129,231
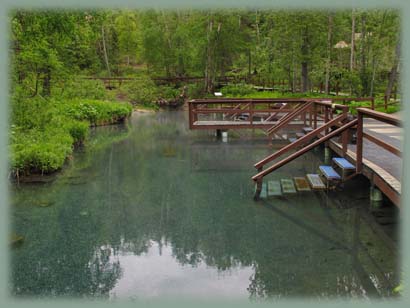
186,83,205,98
123,75,158,106
9,92,132,175
63,99,132,125
60,79,109,100
66,120,89,144
220,84,255,97
158,86,179,100
10,125,74,174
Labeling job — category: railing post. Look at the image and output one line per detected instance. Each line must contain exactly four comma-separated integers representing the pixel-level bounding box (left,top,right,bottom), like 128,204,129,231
313,103,317,129
324,107,329,135
356,111,363,173
193,103,198,123
371,97,375,110
189,102,193,129
250,100,253,126
341,127,348,155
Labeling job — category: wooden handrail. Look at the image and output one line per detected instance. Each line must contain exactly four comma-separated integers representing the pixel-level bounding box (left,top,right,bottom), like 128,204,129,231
356,107,401,173
267,102,313,135
254,113,347,170
264,103,288,122
357,108,401,127
252,119,358,182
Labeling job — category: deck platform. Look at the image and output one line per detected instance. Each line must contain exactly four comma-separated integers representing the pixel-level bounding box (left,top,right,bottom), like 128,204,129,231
328,117,402,206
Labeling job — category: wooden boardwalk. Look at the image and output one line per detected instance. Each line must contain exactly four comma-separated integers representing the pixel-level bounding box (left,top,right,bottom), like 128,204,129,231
329,116,402,206
186,98,402,206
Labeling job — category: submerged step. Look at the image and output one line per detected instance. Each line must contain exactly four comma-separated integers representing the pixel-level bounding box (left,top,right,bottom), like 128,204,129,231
268,180,282,196
294,177,311,192
306,174,326,190
332,157,355,170
281,179,297,194
319,165,341,180
288,137,297,143
295,132,305,138
302,127,314,134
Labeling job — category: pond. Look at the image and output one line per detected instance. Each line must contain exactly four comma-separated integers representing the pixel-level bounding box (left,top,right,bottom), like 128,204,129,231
10,111,399,301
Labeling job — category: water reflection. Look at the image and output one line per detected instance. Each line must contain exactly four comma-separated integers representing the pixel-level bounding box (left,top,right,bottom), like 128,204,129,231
10,111,399,300
109,239,253,299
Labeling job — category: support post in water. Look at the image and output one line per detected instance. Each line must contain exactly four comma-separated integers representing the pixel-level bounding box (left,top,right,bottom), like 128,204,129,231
254,179,262,201
216,129,222,139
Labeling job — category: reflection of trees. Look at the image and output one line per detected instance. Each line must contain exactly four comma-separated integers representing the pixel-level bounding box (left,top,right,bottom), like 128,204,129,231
11,112,398,299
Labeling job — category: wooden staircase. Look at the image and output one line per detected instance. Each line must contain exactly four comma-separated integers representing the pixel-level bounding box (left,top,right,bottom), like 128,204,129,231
255,157,357,198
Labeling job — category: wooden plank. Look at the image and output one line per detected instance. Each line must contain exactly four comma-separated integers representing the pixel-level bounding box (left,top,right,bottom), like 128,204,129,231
294,177,311,192
306,174,326,190
267,180,282,196
281,179,297,194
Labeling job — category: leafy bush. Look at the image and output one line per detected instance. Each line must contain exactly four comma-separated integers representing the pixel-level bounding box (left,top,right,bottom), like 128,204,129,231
10,126,74,174
62,99,132,125
9,93,132,176
123,75,158,106
186,83,205,98
158,86,180,100
220,83,255,97
60,79,109,100
65,120,89,144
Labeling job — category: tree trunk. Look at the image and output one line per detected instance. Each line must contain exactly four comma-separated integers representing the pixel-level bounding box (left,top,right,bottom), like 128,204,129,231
370,12,387,97
385,39,401,101
101,25,111,77
301,25,309,93
42,67,51,96
248,49,251,81
325,14,333,95
350,10,355,72
360,14,367,95
205,16,213,93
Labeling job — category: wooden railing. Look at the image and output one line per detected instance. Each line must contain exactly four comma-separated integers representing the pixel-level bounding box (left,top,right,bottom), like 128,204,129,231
188,98,308,130
251,104,402,201
188,97,375,131
356,108,402,173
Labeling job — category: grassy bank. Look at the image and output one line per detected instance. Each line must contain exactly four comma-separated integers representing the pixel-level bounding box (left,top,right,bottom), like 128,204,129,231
10,96,132,177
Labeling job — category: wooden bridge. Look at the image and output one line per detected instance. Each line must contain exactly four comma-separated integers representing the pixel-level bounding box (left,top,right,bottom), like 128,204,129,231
187,97,402,207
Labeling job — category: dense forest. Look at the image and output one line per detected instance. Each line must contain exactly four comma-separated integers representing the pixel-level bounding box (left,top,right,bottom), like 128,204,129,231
9,9,401,177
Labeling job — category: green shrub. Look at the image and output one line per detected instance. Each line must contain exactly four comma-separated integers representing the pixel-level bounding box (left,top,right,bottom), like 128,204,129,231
65,120,89,144
10,126,73,174
158,86,180,100
123,75,158,106
62,99,132,125
60,79,108,100
9,94,132,176
220,83,255,97
186,83,205,98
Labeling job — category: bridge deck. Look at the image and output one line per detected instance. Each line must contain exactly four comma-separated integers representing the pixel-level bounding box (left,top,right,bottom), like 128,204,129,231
329,117,402,206
192,120,308,130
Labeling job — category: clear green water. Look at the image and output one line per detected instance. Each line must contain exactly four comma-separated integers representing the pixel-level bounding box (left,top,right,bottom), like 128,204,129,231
10,111,399,300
